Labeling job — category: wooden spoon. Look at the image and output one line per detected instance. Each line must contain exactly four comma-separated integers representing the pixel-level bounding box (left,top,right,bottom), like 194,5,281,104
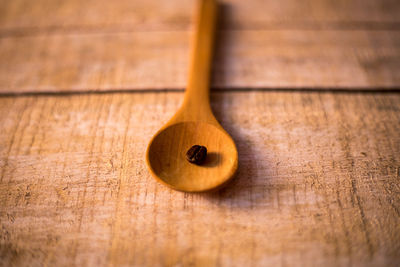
146,0,238,192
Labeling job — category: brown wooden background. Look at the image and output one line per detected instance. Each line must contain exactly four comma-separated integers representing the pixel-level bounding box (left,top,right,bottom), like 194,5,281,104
0,0,399,266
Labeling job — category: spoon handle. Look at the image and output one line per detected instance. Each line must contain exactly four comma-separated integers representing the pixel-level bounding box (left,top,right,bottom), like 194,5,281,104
181,0,217,120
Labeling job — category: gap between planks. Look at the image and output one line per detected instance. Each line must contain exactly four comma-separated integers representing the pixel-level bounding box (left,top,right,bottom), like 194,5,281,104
2,22,400,38
1,87,400,98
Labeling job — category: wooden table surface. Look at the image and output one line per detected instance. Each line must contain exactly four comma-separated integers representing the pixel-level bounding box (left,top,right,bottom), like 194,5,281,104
0,0,399,266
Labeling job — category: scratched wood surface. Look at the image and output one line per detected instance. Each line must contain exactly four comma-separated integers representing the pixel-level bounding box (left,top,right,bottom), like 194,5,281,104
0,92,399,266
1,0,399,32
0,0,400,93
1,0,400,266
1,30,399,93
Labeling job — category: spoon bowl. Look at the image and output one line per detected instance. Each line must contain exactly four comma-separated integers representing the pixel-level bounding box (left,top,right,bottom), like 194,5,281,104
147,122,237,192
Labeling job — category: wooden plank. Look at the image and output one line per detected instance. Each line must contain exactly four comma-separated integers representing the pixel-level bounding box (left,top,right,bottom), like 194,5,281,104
0,30,399,94
0,0,399,35
0,92,399,266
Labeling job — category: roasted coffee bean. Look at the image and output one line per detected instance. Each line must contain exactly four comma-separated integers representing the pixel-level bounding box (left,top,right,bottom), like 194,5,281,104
186,145,207,165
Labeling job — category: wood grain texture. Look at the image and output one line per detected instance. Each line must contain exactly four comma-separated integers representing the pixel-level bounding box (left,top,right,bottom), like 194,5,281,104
0,30,399,93
0,92,399,266
0,0,399,35
1,0,400,94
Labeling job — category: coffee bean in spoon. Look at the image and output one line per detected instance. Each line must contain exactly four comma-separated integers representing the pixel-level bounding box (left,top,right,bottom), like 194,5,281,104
186,145,207,165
